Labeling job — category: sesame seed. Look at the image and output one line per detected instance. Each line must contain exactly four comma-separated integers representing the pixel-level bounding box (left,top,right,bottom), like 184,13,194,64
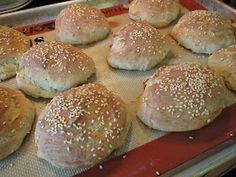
66,147,71,152
155,171,160,176
188,136,194,140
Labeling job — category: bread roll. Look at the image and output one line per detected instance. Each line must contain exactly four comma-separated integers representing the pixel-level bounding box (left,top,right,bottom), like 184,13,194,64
129,0,180,28
0,87,34,160
35,83,131,168
55,3,110,45
137,64,226,132
16,41,96,98
0,25,30,81
171,10,236,54
208,44,236,91
107,21,170,71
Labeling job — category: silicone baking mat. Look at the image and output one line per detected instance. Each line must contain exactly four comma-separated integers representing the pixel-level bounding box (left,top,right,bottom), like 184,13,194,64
0,0,236,177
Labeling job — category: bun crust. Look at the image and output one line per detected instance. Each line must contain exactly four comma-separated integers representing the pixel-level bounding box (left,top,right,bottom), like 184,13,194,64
208,44,236,91
0,87,35,160
107,22,170,71
55,3,110,45
129,0,180,28
16,41,96,98
35,84,131,168
137,64,226,132
171,10,236,54
0,25,30,80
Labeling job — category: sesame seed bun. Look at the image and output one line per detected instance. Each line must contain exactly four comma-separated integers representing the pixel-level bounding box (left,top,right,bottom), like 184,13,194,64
137,64,226,132
16,41,96,98
0,87,35,160
171,10,236,54
107,22,170,71
0,25,31,81
35,83,131,168
208,44,236,91
129,0,180,28
55,3,110,45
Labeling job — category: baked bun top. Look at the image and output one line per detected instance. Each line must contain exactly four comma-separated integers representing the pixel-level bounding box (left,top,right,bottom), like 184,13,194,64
55,3,110,44
208,44,236,74
175,10,231,33
129,0,180,27
18,41,95,91
56,3,108,29
208,44,236,91
35,84,130,168
145,64,225,119
0,25,30,63
19,41,95,78
138,64,226,131
112,21,169,58
0,87,34,160
171,10,235,54
56,3,108,26
108,21,170,71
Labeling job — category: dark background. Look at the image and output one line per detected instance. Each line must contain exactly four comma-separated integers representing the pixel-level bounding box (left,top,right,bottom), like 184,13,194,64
23,0,70,9
223,0,236,7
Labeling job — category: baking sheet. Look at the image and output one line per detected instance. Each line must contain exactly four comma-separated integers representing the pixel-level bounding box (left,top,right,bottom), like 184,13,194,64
0,1,236,177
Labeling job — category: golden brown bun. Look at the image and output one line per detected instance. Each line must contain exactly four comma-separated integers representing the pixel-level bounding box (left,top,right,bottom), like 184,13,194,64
0,25,31,81
16,41,96,98
137,64,226,132
129,0,180,28
107,22,170,71
35,84,131,168
171,10,236,54
0,87,35,160
55,3,110,45
208,44,236,91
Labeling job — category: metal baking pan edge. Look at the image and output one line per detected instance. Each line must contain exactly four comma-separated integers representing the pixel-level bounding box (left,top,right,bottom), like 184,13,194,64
0,0,125,27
